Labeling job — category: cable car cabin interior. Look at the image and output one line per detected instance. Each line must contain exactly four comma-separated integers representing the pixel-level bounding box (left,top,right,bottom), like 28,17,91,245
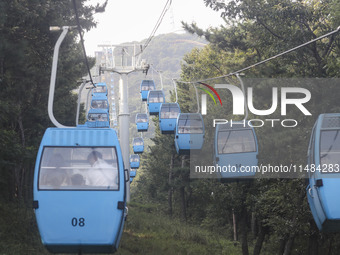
91,97,109,112
136,113,149,132
86,109,110,128
175,113,204,155
307,113,340,232
147,90,165,115
214,122,258,180
133,137,144,154
140,80,155,101
33,127,126,253
159,103,181,134
92,83,108,97
130,154,140,169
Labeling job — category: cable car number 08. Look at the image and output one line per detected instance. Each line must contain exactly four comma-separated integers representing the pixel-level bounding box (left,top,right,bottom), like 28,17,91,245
71,217,85,227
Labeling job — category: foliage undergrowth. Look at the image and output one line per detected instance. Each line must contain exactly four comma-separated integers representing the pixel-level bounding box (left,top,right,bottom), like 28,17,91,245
117,201,242,255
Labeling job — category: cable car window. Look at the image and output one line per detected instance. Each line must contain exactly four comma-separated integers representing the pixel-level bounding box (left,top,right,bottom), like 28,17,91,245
149,92,164,103
160,105,180,119
39,147,119,190
88,113,108,121
136,114,148,123
160,106,170,118
217,129,256,154
178,119,203,134
130,155,139,162
320,130,340,169
91,100,108,109
141,85,154,91
93,86,107,93
141,81,155,91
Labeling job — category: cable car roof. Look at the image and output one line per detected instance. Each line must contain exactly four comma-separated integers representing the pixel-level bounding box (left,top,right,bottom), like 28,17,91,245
160,103,180,109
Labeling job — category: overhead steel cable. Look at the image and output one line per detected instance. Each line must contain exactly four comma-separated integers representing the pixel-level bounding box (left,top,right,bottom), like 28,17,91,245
175,25,340,84
72,0,96,87
140,0,172,54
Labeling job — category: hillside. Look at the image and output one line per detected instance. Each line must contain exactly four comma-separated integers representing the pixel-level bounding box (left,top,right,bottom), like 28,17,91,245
109,32,207,144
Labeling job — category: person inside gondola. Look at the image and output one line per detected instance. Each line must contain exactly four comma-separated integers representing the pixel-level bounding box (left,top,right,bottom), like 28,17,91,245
92,101,98,108
170,109,176,118
44,153,69,188
71,173,86,186
87,151,118,189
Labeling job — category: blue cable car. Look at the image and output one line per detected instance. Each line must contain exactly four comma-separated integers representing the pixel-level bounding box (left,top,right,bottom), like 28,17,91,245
92,82,108,97
86,109,110,128
130,170,136,183
307,113,340,232
214,122,258,179
33,127,127,253
133,137,144,154
91,96,109,113
130,154,140,169
147,90,165,115
136,113,149,132
174,113,205,155
140,80,155,101
159,103,181,134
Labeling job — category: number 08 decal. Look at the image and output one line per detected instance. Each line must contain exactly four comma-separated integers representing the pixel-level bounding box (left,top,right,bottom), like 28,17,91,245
71,217,85,227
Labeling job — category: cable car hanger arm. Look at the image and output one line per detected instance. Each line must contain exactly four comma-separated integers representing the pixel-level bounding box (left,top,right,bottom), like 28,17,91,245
48,26,75,128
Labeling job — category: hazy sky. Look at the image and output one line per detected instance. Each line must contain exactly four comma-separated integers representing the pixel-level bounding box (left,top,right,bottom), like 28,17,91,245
84,0,224,55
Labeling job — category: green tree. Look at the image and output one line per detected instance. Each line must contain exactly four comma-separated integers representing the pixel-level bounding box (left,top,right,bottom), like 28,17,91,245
0,1,105,251
176,1,340,254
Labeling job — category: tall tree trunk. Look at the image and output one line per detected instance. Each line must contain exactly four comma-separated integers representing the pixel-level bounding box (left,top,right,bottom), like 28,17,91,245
180,156,187,222
251,211,257,236
233,209,238,241
283,234,295,255
308,230,318,255
9,169,16,202
253,223,266,255
14,113,25,200
282,185,305,255
278,237,287,255
240,207,249,255
168,153,174,217
180,186,187,221
14,165,23,199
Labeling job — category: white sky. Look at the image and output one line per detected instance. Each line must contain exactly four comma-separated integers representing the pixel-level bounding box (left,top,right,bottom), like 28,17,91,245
84,0,224,55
